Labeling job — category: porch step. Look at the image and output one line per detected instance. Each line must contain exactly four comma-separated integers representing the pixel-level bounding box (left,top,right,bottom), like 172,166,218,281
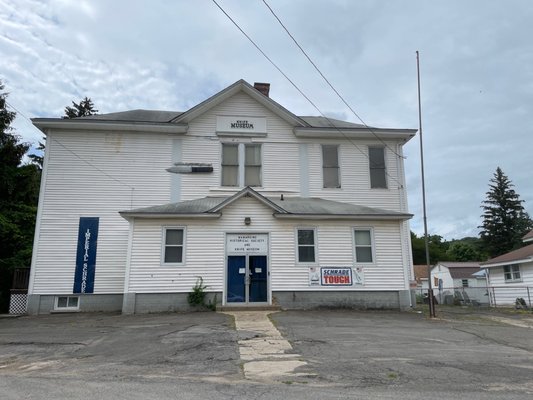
217,305,282,312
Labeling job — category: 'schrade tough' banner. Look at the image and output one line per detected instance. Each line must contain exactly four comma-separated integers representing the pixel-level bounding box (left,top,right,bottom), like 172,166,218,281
321,267,353,286
73,217,99,294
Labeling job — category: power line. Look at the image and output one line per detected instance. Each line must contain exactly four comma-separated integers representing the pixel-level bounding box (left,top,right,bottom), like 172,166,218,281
211,0,404,188
261,0,405,161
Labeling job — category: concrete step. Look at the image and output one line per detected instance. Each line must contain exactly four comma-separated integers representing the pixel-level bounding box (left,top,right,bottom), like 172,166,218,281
218,305,282,312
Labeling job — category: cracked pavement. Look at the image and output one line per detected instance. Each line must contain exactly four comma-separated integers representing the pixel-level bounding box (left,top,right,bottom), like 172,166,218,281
1,309,533,399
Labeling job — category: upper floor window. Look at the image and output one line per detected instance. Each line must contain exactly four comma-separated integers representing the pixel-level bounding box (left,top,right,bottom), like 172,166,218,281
245,144,261,186
503,265,521,282
221,143,262,187
369,147,387,189
297,228,316,263
322,145,340,188
163,228,184,264
354,228,373,263
222,144,239,187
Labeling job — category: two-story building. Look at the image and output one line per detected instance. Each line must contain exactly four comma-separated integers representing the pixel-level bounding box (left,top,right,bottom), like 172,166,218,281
28,80,416,314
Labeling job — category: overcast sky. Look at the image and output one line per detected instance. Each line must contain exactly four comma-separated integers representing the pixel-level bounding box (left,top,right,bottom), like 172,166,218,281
1,0,532,240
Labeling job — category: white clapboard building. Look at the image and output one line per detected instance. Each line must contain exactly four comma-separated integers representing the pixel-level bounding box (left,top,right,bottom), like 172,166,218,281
28,80,416,314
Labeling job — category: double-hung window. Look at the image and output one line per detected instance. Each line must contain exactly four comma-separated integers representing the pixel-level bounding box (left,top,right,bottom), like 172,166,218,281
163,228,184,264
354,229,373,263
322,145,340,188
503,265,521,282
221,143,262,187
222,144,239,187
297,228,316,263
369,146,387,189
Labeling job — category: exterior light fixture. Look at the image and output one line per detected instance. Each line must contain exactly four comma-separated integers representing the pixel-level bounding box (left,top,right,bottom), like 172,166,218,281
244,217,251,225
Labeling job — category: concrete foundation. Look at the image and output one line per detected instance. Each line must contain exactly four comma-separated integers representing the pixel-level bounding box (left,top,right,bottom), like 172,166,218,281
273,290,412,310
26,294,123,315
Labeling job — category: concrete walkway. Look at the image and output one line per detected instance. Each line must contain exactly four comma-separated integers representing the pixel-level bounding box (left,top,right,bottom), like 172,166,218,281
222,311,312,382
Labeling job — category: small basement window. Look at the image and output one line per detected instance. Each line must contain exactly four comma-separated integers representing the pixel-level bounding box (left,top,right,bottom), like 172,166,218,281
55,296,79,310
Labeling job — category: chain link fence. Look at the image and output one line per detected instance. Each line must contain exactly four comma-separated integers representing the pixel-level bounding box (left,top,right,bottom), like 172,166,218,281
412,286,533,309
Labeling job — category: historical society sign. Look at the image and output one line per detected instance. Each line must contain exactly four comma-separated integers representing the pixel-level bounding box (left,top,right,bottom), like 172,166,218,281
226,234,268,255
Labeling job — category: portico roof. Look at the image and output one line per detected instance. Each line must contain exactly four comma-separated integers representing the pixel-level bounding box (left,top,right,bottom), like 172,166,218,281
119,186,412,220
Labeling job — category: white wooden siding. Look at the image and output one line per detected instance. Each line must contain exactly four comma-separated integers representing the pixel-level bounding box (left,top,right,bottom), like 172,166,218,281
31,131,174,294
32,89,412,295
127,196,408,293
487,263,533,305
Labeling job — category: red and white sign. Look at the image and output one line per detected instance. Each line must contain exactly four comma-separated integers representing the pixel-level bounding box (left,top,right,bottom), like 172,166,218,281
321,268,353,286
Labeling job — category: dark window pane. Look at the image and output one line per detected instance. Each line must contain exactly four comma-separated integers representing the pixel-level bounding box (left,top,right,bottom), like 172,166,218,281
68,297,79,307
57,297,68,308
356,247,372,263
369,147,385,168
323,167,340,188
322,145,339,167
298,230,315,245
165,229,183,245
298,246,315,263
165,246,183,263
370,169,387,188
369,147,387,188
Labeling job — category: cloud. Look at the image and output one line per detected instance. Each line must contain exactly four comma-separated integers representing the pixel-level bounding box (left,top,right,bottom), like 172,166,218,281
1,0,532,239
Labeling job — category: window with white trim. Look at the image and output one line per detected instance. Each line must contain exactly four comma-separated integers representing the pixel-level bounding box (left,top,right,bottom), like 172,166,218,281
221,144,239,187
462,279,469,287
369,146,387,189
163,228,184,264
221,143,262,187
354,229,373,263
55,296,79,310
297,228,316,263
322,145,340,188
503,265,521,282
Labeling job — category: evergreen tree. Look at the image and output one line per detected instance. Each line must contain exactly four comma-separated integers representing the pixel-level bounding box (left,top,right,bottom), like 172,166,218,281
0,80,40,312
63,97,98,119
479,167,532,257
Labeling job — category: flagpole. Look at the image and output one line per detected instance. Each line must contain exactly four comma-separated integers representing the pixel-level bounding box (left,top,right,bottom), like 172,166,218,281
416,50,436,318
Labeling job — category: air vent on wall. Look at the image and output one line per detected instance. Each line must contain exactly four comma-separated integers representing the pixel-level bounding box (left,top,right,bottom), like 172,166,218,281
166,162,214,174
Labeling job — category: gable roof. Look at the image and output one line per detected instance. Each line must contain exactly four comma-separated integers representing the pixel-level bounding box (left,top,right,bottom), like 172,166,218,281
438,262,481,269
119,186,413,220
448,268,481,279
481,243,533,267
172,79,308,127
79,109,182,123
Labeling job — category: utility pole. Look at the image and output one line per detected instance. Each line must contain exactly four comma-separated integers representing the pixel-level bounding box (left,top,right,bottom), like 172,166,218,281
416,51,436,318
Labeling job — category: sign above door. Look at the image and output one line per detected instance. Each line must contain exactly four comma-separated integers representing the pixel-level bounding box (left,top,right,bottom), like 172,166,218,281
226,234,268,255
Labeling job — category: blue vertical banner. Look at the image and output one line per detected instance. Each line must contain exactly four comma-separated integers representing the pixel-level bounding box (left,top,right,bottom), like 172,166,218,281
73,217,99,294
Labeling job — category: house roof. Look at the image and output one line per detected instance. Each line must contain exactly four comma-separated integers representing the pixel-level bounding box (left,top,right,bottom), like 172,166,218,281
32,79,416,141
413,265,429,282
481,243,533,268
438,262,481,269
448,267,481,279
119,186,413,220
523,230,533,243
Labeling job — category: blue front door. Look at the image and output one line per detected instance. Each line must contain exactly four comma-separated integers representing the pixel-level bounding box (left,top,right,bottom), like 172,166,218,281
227,255,268,303
227,256,246,303
249,256,267,302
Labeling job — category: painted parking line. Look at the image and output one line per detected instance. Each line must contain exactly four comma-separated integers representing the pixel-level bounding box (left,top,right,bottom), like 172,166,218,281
222,311,313,382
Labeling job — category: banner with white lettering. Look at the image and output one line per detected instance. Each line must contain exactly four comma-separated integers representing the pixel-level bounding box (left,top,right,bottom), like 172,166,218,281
73,217,99,294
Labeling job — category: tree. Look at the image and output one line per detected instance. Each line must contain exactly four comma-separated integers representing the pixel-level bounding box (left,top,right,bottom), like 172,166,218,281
479,167,532,257
0,80,40,312
63,97,98,119
445,242,480,262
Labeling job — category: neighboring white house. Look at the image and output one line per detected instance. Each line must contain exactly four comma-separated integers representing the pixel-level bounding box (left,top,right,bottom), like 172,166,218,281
481,230,533,307
430,262,488,305
28,80,417,314
413,264,429,290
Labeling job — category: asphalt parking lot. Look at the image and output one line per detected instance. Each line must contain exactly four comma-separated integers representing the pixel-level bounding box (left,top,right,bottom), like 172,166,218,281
1,309,532,399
